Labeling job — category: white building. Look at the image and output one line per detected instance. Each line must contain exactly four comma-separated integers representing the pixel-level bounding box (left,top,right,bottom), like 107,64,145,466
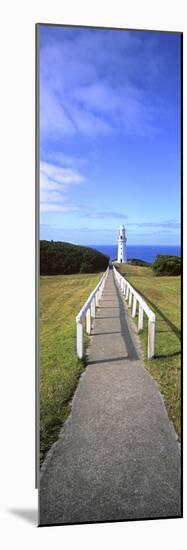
117,224,127,263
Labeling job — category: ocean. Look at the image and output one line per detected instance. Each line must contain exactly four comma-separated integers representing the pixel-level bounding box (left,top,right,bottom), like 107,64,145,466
89,245,181,264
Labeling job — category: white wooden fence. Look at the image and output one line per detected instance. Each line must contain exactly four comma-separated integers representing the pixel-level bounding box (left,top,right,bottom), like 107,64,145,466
76,267,109,359
113,266,156,359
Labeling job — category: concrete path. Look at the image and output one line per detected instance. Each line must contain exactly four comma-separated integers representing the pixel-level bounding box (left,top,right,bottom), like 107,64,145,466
40,269,181,525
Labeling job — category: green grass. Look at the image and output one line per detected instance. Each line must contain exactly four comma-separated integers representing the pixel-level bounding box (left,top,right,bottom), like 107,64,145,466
40,272,102,464
117,264,181,437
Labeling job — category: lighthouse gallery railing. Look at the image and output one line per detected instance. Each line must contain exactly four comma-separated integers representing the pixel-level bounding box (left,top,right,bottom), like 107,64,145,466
113,265,156,359
76,267,109,359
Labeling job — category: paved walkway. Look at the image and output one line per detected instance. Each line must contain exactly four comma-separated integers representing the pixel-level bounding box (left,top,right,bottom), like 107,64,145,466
40,269,181,525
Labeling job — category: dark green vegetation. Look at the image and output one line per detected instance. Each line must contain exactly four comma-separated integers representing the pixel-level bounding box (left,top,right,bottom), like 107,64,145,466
40,240,109,275
117,263,181,437
152,254,181,276
127,258,150,267
40,272,102,464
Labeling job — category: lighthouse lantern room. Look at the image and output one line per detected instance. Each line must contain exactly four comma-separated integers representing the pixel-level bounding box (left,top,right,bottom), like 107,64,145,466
117,224,127,263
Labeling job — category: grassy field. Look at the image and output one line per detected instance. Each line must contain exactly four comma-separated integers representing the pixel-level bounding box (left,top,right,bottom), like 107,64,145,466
40,272,102,464
117,264,181,437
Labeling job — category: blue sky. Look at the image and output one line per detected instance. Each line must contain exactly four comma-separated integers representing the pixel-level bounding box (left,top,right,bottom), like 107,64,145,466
40,26,181,245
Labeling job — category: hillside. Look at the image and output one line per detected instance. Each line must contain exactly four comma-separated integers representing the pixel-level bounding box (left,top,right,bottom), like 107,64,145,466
40,240,109,275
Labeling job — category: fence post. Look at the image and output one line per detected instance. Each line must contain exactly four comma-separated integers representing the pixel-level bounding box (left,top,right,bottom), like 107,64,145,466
76,320,83,358
125,285,129,301
99,285,102,300
86,308,91,334
128,289,132,308
132,295,137,317
95,290,99,306
148,318,155,359
91,297,96,318
138,304,144,331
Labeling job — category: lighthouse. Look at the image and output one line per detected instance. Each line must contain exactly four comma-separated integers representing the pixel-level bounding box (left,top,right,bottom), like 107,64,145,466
117,224,127,263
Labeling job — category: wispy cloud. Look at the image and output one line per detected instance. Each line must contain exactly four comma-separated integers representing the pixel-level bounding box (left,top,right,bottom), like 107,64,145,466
40,28,165,140
127,219,180,229
81,211,128,220
40,161,86,186
43,151,86,168
40,203,80,213
40,161,86,213
40,224,120,234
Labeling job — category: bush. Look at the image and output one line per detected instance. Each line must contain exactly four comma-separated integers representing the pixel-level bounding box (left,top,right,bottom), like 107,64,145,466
152,255,181,276
40,240,109,275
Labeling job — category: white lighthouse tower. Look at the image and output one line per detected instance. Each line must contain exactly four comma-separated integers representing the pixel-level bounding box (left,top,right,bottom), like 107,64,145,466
117,224,127,263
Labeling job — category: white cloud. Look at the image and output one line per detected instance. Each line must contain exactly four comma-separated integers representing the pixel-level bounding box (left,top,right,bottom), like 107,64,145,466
127,219,180,229
40,203,79,213
40,161,86,185
45,152,83,167
40,88,76,137
81,210,128,220
40,160,86,213
40,29,165,140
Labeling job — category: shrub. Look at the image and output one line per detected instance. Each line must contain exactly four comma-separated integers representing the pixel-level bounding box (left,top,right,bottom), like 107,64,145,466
152,255,181,276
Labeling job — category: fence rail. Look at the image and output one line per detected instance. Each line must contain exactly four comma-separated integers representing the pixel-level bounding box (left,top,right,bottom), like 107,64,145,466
113,265,156,359
76,267,109,359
